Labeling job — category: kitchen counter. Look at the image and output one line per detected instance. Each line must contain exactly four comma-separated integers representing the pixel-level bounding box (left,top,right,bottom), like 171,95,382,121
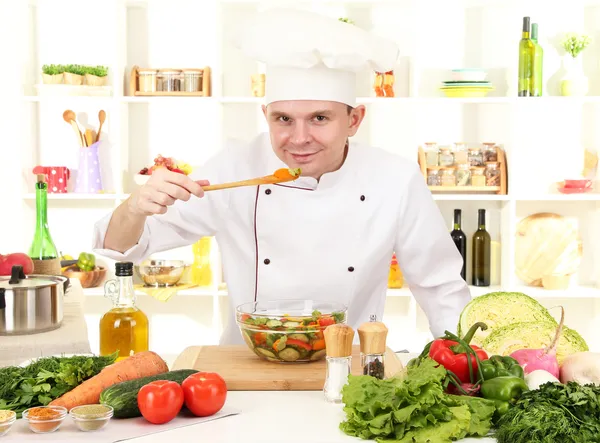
129,391,494,443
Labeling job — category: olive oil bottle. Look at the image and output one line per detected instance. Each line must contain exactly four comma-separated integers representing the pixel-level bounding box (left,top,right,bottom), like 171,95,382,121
100,262,149,361
472,209,491,287
530,23,544,97
450,209,467,281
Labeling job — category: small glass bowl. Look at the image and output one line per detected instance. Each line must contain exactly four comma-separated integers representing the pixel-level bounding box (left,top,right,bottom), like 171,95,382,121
69,404,114,432
0,411,16,437
22,406,67,434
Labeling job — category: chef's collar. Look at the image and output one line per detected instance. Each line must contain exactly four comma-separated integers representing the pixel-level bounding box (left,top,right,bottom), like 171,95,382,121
233,7,399,106
264,137,355,191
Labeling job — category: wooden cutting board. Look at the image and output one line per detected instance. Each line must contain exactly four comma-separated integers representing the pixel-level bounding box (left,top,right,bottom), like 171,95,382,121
171,345,405,391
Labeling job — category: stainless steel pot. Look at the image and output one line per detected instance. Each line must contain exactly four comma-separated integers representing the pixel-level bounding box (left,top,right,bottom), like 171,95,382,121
0,265,69,335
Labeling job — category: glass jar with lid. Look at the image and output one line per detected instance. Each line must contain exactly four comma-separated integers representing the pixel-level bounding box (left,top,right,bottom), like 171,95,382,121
471,167,486,186
468,148,484,167
424,142,439,167
138,69,158,93
485,162,501,187
456,163,471,186
453,142,468,164
157,69,182,92
482,142,498,163
440,167,457,186
427,167,441,186
182,69,203,92
439,147,454,167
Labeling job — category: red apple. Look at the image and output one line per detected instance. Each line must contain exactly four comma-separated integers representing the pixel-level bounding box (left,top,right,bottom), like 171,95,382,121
0,253,35,276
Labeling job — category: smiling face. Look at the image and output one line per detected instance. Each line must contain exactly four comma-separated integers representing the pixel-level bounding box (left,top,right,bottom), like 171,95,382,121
262,101,366,180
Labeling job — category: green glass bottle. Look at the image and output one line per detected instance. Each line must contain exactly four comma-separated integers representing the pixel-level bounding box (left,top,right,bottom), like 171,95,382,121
518,16,534,97
472,209,491,287
29,174,59,260
530,23,544,97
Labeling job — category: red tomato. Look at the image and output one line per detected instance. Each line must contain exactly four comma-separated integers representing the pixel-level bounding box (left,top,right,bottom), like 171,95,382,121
138,380,184,424
181,372,227,417
318,316,335,328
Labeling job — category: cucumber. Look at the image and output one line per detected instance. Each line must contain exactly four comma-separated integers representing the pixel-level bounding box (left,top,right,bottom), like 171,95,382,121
256,348,277,358
266,319,283,328
284,321,301,329
288,334,309,343
99,369,198,418
278,348,301,362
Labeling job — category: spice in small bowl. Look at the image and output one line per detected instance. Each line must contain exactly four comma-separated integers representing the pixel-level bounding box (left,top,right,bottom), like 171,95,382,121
22,405,67,433
70,404,113,432
0,410,16,436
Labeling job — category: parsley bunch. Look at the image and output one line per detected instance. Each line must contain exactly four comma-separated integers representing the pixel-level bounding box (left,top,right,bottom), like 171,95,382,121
0,353,117,417
495,381,600,443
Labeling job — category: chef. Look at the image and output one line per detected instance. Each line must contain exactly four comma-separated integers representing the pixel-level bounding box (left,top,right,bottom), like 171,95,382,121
92,8,471,346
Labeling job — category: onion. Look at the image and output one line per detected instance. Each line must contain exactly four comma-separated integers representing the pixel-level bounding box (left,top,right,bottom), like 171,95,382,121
525,369,560,390
509,306,564,378
559,351,600,385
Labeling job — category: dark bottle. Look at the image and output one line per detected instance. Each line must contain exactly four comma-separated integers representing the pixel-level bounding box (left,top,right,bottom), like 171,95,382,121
472,209,491,287
450,209,467,281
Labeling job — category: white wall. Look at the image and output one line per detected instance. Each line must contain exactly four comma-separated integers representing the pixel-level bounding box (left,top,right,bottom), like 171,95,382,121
0,0,599,359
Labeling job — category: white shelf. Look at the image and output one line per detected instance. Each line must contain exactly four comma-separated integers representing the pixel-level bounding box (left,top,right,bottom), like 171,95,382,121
432,194,509,201
515,194,600,201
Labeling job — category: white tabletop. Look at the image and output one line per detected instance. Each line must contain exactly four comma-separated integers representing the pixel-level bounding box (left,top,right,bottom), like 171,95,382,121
129,390,495,443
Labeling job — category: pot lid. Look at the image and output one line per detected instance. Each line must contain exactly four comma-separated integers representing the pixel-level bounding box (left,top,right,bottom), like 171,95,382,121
0,265,67,290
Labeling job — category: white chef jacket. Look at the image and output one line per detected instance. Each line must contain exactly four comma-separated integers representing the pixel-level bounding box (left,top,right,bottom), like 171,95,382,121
92,133,471,346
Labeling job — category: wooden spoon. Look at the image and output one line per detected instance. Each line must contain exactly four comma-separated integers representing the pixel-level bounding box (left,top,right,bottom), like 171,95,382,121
96,110,106,142
202,168,301,191
62,110,84,147
85,129,95,147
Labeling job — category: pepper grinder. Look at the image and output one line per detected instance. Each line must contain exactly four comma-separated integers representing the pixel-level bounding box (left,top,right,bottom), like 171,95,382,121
358,315,388,380
323,324,355,403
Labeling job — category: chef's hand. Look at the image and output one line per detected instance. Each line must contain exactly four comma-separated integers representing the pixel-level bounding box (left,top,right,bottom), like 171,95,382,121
128,167,209,216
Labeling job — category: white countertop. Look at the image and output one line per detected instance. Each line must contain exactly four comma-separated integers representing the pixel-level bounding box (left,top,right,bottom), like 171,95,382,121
129,391,495,443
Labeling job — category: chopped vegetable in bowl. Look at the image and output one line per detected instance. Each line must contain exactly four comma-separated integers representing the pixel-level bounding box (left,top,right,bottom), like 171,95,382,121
236,300,347,362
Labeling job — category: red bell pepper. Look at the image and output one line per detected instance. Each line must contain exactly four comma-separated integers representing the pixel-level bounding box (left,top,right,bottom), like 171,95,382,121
286,338,312,351
429,322,489,384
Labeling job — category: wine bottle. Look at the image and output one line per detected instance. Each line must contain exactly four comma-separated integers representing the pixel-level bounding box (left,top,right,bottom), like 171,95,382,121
450,209,467,281
29,174,59,260
531,23,544,97
518,16,534,97
472,209,491,287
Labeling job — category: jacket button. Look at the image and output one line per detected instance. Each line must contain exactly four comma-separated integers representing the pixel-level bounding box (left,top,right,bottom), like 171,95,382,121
360,195,365,201
265,189,272,195
348,266,354,272
264,258,271,265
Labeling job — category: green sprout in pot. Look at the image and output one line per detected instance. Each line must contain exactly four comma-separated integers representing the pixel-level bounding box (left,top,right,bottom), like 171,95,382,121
85,65,109,77
64,64,87,76
42,64,65,75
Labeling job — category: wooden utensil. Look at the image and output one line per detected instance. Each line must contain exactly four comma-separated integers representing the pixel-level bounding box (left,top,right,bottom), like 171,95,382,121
171,345,404,391
62,109,84,147
84,129,95,147
96,110,106,142
202,168,302,191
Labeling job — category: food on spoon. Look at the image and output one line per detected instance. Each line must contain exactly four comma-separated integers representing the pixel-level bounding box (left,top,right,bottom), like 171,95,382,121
273,168,301,180
49,351,169,411
481,320,588,365
458,292,556,346
509,306,565,378
559,351,600,385
238,310,345,362
139,155,192,176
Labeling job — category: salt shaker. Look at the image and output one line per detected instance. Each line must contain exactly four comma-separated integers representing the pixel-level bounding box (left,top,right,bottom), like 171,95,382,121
358,315,388,380
323,323,355,403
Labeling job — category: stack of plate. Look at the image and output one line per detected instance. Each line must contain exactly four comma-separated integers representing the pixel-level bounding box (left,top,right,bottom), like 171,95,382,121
440,69,494,97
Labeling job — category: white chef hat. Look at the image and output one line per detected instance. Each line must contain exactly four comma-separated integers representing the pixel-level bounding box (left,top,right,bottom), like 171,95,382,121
234,7,399,107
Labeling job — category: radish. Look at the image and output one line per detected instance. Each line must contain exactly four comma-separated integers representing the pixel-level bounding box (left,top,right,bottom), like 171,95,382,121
509,306,564,379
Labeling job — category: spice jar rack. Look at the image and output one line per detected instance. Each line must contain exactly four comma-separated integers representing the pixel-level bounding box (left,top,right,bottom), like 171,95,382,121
417,143,508,195
128,65,211,97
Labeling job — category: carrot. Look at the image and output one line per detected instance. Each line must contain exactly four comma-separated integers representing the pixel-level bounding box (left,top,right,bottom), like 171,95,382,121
312,339,326,351
274,168,301,180
49,351,168,411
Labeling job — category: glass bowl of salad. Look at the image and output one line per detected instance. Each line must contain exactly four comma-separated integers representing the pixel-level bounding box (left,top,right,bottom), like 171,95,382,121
236,299,347,362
